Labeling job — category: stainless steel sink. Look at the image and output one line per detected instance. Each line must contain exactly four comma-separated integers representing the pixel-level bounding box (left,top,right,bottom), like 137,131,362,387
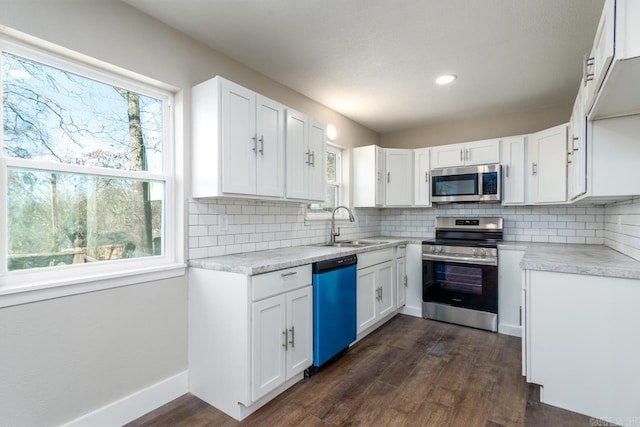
315,240,389,248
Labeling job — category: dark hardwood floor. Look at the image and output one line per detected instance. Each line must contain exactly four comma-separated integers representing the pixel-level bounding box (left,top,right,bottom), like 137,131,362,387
127,315,597,426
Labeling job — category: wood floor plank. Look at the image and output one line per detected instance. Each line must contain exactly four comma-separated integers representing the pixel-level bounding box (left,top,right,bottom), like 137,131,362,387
125,315,599,427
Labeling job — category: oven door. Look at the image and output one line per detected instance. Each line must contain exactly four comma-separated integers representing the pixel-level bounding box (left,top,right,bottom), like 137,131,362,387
422,257,498,313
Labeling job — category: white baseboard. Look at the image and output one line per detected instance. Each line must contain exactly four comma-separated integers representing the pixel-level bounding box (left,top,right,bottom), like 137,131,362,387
399,305,422,318
62,371,188,427
498,323,522,337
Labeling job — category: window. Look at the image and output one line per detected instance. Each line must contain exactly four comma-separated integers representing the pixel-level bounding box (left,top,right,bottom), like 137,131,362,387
307,144,346,219
1,36,181,298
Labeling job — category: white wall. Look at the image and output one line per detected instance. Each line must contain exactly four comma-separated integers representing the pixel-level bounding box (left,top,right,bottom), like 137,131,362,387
0,1,377,425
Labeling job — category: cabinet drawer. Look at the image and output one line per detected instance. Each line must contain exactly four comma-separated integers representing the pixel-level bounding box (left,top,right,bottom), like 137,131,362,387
357,248,395,270
396,245,406,258
252,265,312,301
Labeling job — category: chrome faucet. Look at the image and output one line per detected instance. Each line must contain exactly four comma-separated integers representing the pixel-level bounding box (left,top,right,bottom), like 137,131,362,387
330,206,356,243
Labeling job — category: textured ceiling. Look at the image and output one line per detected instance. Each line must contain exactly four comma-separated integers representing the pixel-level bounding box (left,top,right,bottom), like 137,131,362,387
124,0,605,134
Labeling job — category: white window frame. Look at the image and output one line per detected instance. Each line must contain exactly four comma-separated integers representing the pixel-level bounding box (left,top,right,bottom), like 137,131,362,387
0,31,185,307
305,142,351,221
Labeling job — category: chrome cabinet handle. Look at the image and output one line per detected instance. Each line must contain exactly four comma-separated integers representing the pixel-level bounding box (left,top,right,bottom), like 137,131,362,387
460,149,463,161
425,172,429,182
282,329,288,351
567,152,572,164
387,172,390,183
305,149,311,165
506,164,509,178
532,162,537,176
404,275,408,287
281,271,297,277
310,150,315,167
465,149,469,161
583,54,595,86
252,135,257,154
258,135,264,155
289,326,295,348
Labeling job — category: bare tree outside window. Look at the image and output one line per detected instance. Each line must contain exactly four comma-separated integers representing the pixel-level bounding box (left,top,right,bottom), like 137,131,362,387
2,52,166,271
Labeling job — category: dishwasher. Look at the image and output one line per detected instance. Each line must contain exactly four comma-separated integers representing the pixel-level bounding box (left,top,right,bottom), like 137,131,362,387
306,254,358,376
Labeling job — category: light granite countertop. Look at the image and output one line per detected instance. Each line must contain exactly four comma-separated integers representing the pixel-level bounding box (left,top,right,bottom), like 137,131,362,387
189,237,410,275
514,243,640,279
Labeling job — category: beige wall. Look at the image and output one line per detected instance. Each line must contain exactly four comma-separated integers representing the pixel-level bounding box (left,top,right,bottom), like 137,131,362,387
0,0,377,425
379,103,572,149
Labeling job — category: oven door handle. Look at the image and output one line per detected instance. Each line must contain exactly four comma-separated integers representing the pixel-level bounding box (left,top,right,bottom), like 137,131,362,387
422,253,497,266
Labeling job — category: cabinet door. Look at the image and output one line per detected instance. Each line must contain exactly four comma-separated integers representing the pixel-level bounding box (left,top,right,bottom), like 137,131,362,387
307,118,326,202
285,286,313,378
396,256,406,308
357,267,377,334
464,139,501,165
285,109,308,200
414,148,431,207
221,79,257,195
377,260,395,318
497,249,525,337
385,149,413,206
586,0,615,107
256,95,285,197
501,136,526,205
375,146,386,206
568,89,587,200
251,294,286,401
529,124,568,204
431,143,465,168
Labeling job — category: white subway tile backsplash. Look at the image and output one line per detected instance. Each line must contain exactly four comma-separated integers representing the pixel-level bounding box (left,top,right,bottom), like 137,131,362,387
604,197,640,261
187,199,613,261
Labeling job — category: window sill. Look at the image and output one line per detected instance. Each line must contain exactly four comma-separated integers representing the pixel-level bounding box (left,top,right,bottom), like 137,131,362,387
0,262,186,308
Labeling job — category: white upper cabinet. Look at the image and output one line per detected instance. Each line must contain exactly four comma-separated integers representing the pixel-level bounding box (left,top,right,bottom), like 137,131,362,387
285,109,326,202
384,149,414,206
586,0,640,119
568,86,587,201
414,148,431,207
431,139,500,169
528,124,568,205
192,76,285,199
430,142,466,168
582,114,640,201
500,135,527,205
257,96,287,197
354,145,415,207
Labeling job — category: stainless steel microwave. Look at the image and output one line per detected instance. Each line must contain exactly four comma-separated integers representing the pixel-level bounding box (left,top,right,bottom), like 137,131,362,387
431,164,501,203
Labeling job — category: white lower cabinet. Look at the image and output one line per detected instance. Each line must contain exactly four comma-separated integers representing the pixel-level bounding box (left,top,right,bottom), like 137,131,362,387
251,285,312,402
523,269,640,425
497,248,524,337
189,265,312,421
356,248,396,336
396,245,407,308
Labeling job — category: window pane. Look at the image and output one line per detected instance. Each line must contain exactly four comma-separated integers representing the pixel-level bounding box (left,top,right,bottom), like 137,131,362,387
308,184,339,213
7,168,164,271
326,151,337,182
2,52,163,173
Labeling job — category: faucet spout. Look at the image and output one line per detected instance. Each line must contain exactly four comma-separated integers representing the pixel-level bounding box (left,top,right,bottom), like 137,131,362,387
330,206,356,243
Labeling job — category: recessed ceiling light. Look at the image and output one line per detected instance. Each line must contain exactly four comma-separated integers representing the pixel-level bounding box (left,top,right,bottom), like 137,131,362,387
435,74,457,85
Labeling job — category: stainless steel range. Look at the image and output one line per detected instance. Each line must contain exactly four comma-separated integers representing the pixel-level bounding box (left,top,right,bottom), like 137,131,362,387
422,217,503,332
